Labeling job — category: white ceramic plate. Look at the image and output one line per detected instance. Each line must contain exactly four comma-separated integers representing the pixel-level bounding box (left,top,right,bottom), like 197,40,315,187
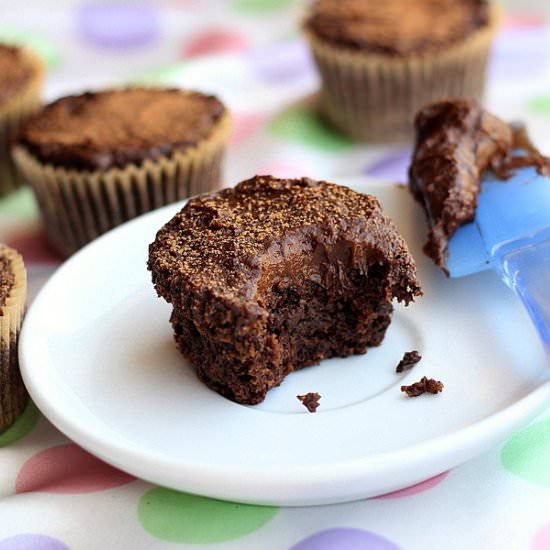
20,179,550,506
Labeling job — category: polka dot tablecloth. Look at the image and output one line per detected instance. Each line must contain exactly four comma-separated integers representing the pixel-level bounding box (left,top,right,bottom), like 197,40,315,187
2,1,550,549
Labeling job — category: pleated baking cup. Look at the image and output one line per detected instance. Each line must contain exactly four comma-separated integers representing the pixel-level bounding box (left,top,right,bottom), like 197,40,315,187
13,113,232,257
304,4,499,142
0,245,27,433
0,48,44,196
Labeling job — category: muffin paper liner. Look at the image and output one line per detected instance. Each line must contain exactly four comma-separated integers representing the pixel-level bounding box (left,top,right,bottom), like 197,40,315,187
13,112,232,257
0,245,27,433
0,48,43,196
304,4,499,142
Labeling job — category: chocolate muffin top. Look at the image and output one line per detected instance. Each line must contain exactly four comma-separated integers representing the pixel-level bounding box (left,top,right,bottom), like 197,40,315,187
17,88,227,171
149,176,421,307
0,44,34,103
304,0,490,55
0,248,15,309
409,99,513,269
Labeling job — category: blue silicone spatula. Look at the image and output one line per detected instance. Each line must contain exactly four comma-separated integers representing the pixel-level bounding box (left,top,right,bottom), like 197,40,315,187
446,146,550,353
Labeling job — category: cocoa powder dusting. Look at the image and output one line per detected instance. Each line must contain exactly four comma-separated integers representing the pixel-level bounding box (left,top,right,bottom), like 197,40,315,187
305,0,489,55
18,88,226,170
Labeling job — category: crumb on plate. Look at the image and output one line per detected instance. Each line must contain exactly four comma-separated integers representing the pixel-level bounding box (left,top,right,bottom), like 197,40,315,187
297,392,321,412
401,376,443,397
396,350,422,373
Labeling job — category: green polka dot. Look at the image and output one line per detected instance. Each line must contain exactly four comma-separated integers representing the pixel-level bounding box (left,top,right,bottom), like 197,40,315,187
233,0,297,13
138,487,278,543
0,187,38,219
501,419,550,486
0,27,61,69
529,95,550,116
127,63,188,86
269,105,353,151
0,401,40,447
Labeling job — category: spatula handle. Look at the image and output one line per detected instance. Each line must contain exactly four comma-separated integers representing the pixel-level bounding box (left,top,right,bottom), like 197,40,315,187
497,236,550,356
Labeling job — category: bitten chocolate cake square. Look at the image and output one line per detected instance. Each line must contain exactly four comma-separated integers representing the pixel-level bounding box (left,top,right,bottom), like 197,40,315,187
148,176,421,404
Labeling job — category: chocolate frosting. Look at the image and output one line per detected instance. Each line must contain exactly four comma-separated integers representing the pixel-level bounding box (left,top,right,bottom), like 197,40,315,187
409,99,513,269
304,0,490,55
149,175,421,308
17,88,226,171
0,44,32,103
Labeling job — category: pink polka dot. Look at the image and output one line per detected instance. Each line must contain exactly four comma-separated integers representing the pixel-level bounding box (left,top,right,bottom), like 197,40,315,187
6,228,63,265
374,471,449,499
257,161,307,179
503,14,545,30
532,522,550,550
182,28,249,58
16,444,135,494
231,113,265,146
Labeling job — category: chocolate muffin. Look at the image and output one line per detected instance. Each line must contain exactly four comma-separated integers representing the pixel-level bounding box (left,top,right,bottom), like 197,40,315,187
13,87,231,256
0,245,27,432
149,176,421,405
303,0,499,142
409,99,520,269
0,44,43,195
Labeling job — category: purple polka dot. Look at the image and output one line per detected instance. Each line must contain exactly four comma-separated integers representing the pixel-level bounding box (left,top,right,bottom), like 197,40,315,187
247,41,315,83
290,528,401,550
77,2,159,49
0,534,69,550
489,28,549,81
362,149,412,183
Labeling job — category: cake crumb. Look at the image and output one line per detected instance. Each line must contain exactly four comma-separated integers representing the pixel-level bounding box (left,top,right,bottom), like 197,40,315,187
401,377,443,397
396,350,422,373
297,392,321,413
